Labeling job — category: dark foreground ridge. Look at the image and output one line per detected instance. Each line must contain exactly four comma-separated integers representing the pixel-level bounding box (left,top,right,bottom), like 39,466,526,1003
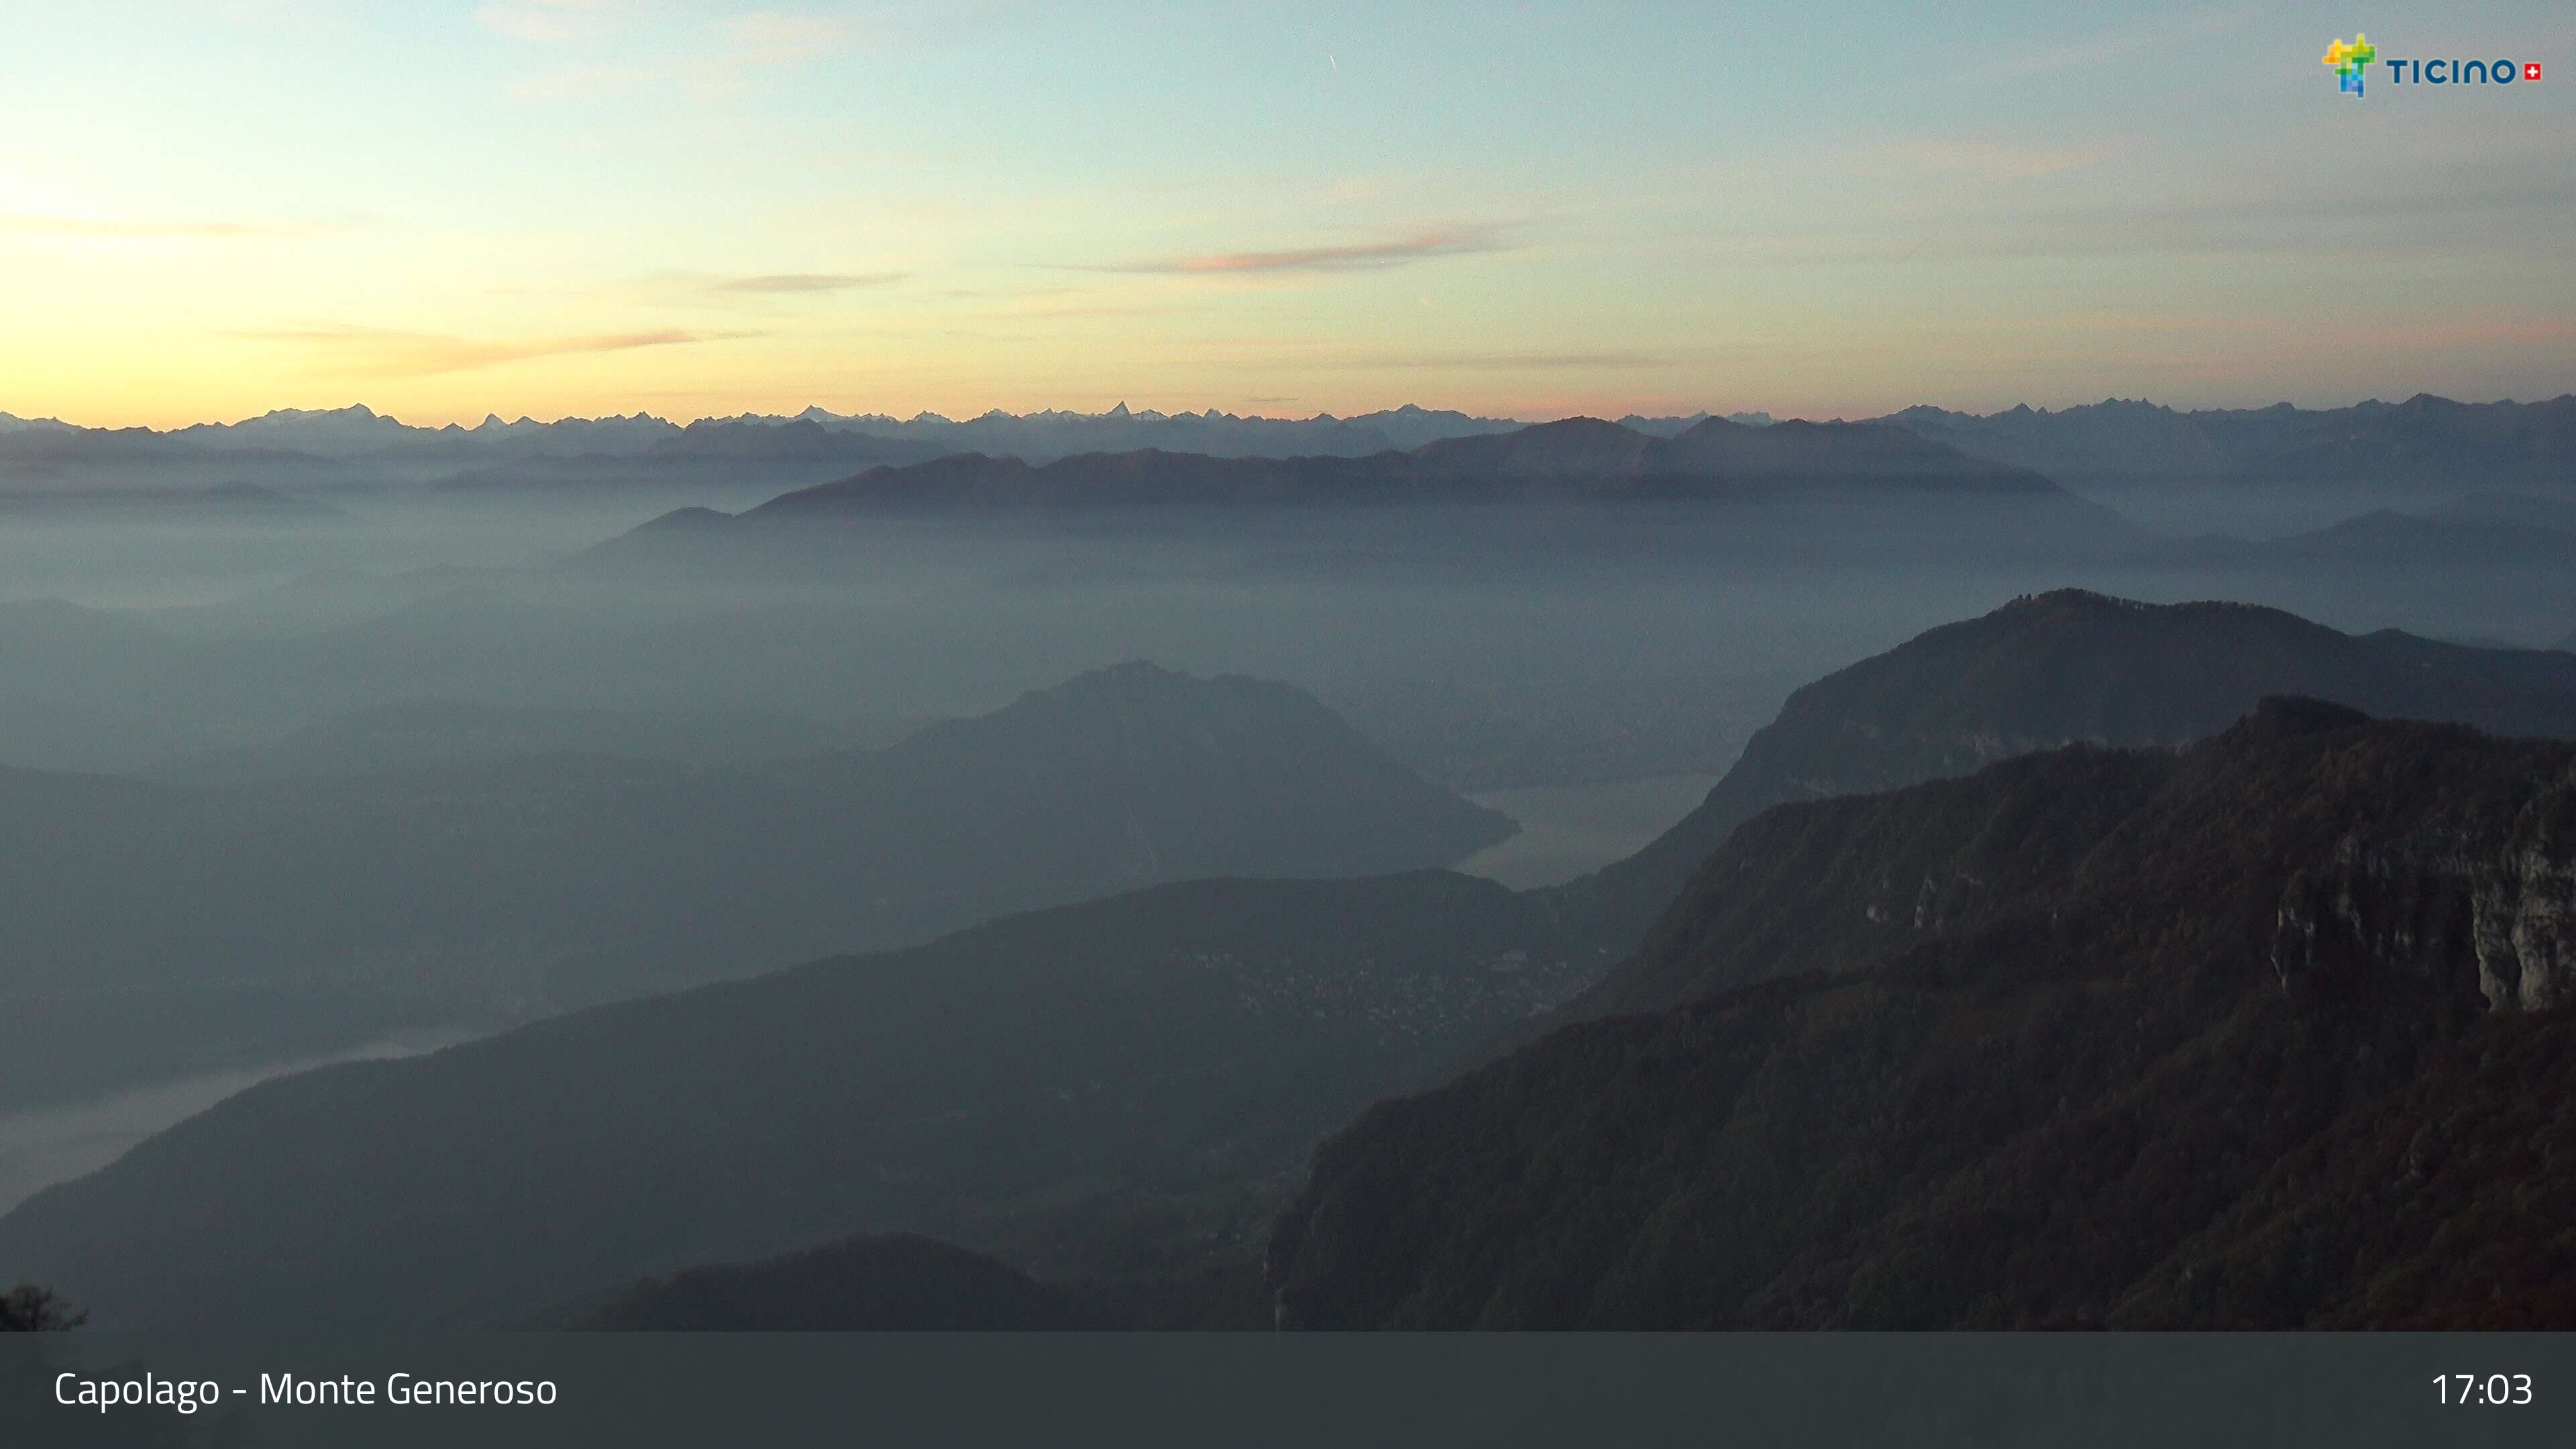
1269,702,2576,1328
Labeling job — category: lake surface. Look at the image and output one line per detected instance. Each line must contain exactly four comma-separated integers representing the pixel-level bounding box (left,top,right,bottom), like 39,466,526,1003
1454,773,1721,890
0,1028,473,1215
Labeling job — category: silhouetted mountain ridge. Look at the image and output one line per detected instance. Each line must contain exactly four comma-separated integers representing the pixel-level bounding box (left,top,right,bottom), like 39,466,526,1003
727,416,2063,515
1878,393,2576,497
0,403,1533,494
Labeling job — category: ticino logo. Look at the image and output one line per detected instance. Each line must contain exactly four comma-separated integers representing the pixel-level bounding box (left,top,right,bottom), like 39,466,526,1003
2324,34,2541,96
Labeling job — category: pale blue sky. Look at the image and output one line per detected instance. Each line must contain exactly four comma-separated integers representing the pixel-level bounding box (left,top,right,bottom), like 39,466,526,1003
3,1,2569,425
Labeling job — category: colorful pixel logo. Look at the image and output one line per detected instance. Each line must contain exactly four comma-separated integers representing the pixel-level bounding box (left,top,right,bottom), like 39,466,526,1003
2323,34,2377,95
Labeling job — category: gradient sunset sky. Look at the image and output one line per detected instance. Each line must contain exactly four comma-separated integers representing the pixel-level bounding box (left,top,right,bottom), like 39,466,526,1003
5,1,2571,428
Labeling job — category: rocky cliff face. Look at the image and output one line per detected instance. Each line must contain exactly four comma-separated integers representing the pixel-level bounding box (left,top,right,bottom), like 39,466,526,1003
1267,706,2576,1329
2271,771,2576,1013
2479,782,2576,1011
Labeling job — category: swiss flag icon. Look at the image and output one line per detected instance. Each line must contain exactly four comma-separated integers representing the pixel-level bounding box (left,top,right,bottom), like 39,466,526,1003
2526,62,2542,80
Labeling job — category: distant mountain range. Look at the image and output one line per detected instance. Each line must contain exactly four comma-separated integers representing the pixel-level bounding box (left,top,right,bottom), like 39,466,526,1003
11,396,2572,525
571,415,2576,584
574,419,2093,576
0,409,959,502
729,416,2063,512
1269,700,2576,1328
427,419,956,497
0,403,1527,496
1618,411,1775,435
0,661,1511,1109
743,400,1526,461
1,401,1519,465
19,591,2576,1326
1876,393,2576,498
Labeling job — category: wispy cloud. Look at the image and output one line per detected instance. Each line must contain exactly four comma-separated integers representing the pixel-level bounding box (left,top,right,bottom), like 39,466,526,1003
233,324,751,377
708,271,906,294
1277,350,1664,372
1001,302,1210,321
1081,225,1511,276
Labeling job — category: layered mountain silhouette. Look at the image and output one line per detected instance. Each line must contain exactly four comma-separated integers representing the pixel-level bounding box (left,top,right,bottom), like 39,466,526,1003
0,402,1525,495
1269,701,2576,1328
429,418,955,497
0,400,1517,462
753,401,1523,462
17,592,2576,1326
577,415,2124,579
0,662,1511,1107
690,416,2063,517
1545,590,2576,960
13,395,2572,511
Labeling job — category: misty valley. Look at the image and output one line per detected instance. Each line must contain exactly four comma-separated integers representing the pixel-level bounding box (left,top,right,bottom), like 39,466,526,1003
5,396,2576,1332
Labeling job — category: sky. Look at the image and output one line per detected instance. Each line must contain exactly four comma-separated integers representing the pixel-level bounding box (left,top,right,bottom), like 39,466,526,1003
2,0,2571,428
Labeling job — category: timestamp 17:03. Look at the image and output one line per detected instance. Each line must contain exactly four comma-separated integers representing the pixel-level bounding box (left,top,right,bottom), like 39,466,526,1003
2436,1374,2533,1405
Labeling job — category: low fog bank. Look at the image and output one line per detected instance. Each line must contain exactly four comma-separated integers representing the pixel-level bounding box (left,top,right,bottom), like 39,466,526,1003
4,495,2572,784
0,485,2570,1130
0,494,686,612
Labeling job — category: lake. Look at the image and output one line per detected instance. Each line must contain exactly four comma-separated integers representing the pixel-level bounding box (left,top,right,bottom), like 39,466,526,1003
1454,773,1721,890
0,1029,473,1215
